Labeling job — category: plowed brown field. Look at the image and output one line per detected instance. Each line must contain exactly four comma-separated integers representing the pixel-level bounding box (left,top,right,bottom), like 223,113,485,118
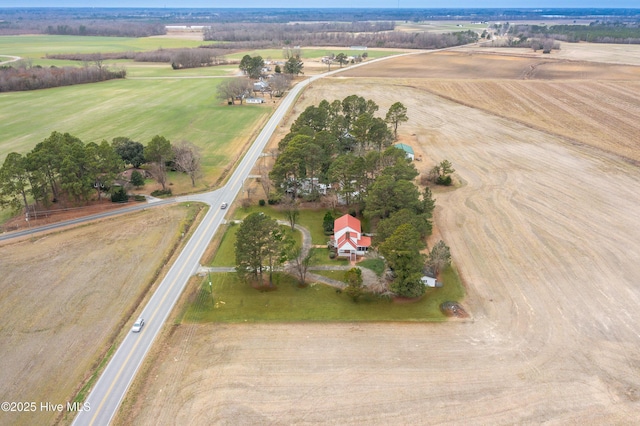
119,46,640,425
0,205,191,425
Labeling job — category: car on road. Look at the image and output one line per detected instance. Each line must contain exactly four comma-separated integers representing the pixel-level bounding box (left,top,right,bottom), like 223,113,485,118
131,317,145,332
221,202,228,209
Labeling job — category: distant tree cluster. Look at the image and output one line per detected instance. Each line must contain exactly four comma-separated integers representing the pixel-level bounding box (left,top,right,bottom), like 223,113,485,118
44,22,166,38
0,62,126,92
46,48,230,68
204,21,394,43
204,23,478,49
514,22,640,44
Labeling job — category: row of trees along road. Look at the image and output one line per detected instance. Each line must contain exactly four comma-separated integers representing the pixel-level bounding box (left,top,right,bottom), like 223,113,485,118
0,131,201,215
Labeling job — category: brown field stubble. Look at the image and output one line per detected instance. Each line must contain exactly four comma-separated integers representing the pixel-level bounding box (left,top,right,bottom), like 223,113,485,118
0,205,190,425
118,46,640,424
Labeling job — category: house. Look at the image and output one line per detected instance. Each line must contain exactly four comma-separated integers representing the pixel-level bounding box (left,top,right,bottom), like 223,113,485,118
329,214,371,260
299,178,329,196
394,143,415,161
246,97,265,104
253,80,269,91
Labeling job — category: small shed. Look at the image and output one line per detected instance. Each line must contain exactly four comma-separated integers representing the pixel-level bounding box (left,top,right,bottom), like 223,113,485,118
394,143,415,161
421,276,443,288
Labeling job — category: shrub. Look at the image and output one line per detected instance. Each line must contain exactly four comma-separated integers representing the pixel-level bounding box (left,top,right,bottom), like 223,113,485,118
133,195,146,202
259,199,266,206
130,170,145,187
151,189,172,197
111,187,128,203
436,175,452,186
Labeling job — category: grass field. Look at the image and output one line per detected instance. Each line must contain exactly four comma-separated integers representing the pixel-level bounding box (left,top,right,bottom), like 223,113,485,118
0,35,203,60
0,34,273,193
182,270,459,323
0,77,271,186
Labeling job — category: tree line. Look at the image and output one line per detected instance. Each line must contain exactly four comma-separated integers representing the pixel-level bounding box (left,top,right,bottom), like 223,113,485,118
46,47,231,69
0,62,126,92
512,22,640,44
0,132,202,214
44,22,166,38
204,23,478,49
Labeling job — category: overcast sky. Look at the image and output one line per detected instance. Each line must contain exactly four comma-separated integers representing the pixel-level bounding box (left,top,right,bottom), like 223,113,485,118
3,1,639,8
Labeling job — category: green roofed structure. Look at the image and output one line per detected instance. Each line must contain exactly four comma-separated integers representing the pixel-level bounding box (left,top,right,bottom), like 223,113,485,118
394,143,414,161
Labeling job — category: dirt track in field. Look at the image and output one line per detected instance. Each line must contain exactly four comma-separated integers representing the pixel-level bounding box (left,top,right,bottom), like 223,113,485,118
0,206,189,426
119,46,640,424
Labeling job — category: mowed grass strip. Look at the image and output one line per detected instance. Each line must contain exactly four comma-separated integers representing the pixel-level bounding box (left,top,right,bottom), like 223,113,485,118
183,269,463,323
0,77,271,185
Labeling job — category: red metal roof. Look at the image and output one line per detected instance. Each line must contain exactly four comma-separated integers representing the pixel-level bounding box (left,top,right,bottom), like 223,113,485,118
334,214,361,233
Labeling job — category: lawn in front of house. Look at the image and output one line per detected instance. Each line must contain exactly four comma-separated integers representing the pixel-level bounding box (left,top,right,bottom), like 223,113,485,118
182,272,457,323
210,222,302,267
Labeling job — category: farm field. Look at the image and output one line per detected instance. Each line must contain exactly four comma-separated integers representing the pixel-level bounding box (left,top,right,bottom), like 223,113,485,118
0,35,203,60
0,204,198,426
118,44,640,424
0,34,274,195
0,74,271,192
338,49,640,163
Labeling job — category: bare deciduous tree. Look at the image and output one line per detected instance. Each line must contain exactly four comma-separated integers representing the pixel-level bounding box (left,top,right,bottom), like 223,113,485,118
149,162,168,192
216,78,250,104
172,141,202,187
269,73,292,97
257,159,272,197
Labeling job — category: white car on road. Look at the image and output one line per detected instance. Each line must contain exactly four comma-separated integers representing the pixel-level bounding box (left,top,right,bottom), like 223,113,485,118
131,317,145,332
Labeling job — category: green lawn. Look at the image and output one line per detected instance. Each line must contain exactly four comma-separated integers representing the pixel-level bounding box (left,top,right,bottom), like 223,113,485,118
233,205,336,245
356,258,385,276
310,270,349,282
309,247,348,266
182,270,463,323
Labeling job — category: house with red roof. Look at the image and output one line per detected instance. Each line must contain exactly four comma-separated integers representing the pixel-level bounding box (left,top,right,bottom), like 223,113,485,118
329,214,371,260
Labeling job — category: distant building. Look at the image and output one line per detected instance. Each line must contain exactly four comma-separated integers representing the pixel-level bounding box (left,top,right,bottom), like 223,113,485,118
394,143,415,161
246,98,265,104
